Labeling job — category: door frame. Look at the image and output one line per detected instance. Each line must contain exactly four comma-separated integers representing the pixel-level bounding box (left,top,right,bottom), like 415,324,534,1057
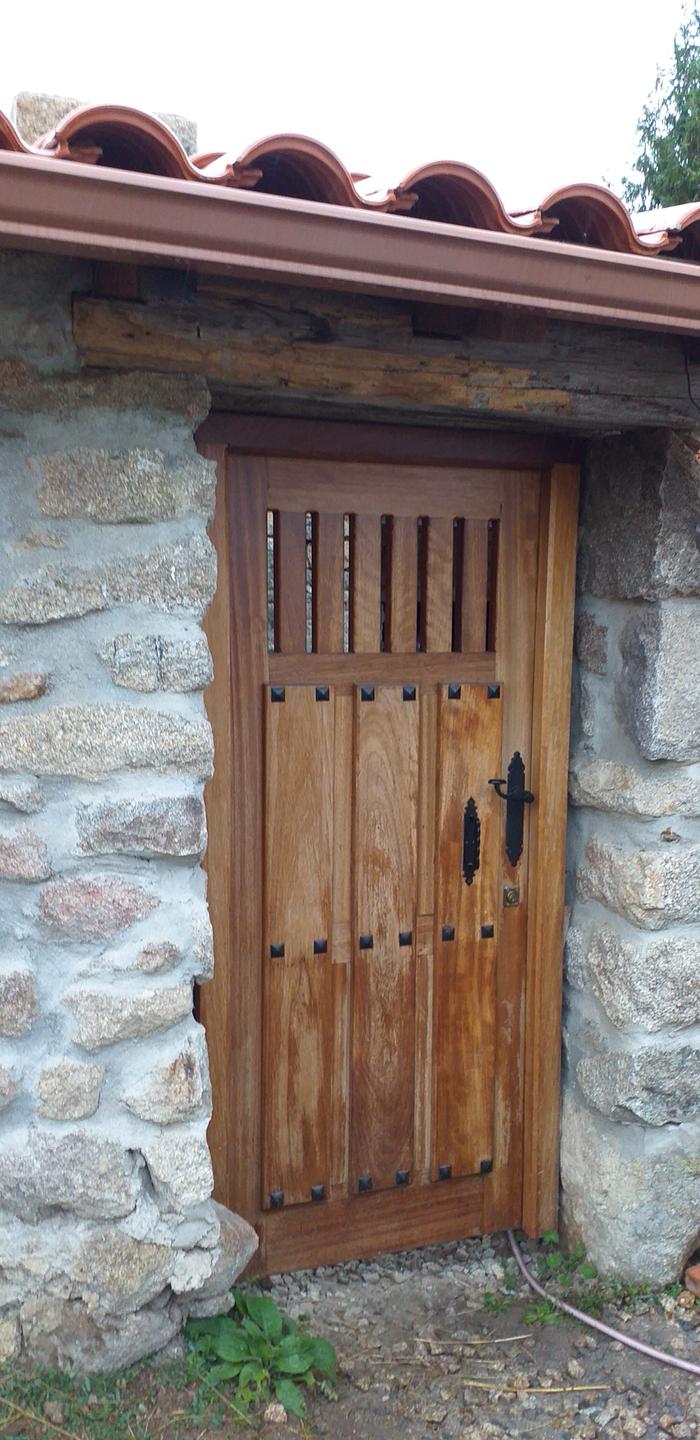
197,413,579,1251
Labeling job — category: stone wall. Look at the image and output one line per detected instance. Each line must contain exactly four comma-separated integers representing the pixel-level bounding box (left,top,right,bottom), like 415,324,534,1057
0,252,256,1371
563,430,700,1283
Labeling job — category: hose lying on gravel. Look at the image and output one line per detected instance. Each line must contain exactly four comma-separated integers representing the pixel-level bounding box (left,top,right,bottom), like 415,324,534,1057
507,1229,700,1379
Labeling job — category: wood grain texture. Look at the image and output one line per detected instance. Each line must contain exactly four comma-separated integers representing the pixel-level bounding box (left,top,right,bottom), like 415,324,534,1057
199,443,232,1202
460,519,490,652
387,516,419,653
268,459,503,518
313,511,345,653
275,510,307,653
521,464,579,1236
424,517,455,652
76,288,700,433
201,452,269,1220
269,653,496,685
263,685,335,1207
350,513,382,653
482,471,542,1233
352,685,419,1191
432,684,503,1178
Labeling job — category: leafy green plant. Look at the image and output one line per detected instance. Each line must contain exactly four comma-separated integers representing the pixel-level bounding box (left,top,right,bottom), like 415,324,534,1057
523,1300,562,1327
482,1290,510,1315
187,1289,336,1420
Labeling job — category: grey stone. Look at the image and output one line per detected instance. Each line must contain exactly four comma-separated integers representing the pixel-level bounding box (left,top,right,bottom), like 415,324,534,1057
183,1202,258,1317
0,827,51,881
0,1064,18,1109
0,1130,138,1221
69,1231,172,1315
0,1313,20,1362
181,1203,257,1319
11,91,82,142
0,704,213,780
102,634,213,693
561,1091,700,1282
0,534,216,624
0,776,45,814
577,1040,700,1124
142,1133,214,1213
569,756,700,817
580,431,700,600
157,112,198,156
192,906,214,982
620,603,700,762
123,1033,209,1124
36,448,215,524
0,966,37,1036
13,529,64,552
134,941,182,974
575,611,608,674
76,794,206,858
20,1294,180,1373
0,673,48,703
0,361,210,422
37,1059,103,1120
577,837,700,929
583,926,700,1032
65,981,193,1052
40,875,157,940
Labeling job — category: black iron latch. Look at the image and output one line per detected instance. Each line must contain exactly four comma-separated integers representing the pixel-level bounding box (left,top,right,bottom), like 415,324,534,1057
489,751,534,867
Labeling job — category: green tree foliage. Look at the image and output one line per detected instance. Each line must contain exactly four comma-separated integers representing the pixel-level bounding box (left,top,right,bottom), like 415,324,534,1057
622,6,700,211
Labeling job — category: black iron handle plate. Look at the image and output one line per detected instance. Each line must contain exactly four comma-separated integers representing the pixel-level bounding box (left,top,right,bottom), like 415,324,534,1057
462,797,480,885
488,751,534,867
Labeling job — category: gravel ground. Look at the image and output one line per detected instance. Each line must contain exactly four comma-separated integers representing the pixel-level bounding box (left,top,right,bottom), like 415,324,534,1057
257,1234,700,1439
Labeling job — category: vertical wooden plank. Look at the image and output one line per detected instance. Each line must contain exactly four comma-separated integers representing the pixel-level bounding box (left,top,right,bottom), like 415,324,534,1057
275,510,307,653
482,471,541,1233
351,685,419,1191
432,683,503,1179
199,442,232,1205
350,513,382,652
387,515,418,653
460,518,490,652
314,511,345,653
263,685,334,1207
522,464,579,1236
330,686,353,1197
200,450,268,1222
424,516,454,652
414,683,438,1182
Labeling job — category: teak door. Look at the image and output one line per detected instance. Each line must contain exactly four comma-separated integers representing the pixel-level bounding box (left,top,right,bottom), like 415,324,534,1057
200,420,578,1275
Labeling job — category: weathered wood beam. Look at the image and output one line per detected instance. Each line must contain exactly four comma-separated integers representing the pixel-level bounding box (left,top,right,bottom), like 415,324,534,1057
72,279,700,432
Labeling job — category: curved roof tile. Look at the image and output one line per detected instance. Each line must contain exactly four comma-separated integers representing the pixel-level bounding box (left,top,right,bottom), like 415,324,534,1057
1,102,699,261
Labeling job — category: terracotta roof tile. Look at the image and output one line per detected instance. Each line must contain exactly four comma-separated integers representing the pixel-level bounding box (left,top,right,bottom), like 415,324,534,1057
1,101,699,261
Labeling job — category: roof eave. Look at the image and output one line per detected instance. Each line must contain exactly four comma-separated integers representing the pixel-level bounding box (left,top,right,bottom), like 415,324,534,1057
1,149,699,336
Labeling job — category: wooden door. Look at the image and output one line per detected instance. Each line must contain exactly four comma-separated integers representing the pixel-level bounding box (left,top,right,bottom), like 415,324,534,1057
201,422,578,1275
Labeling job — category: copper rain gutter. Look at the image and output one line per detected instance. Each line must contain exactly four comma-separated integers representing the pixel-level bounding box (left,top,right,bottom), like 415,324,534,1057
1,149,699,334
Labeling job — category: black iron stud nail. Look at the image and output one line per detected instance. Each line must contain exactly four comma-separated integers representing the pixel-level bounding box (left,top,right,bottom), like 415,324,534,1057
447,684,461,700
395,1169,410,1187
315,686,330,702
270,943,285,959
310,1184,325,1202
313,938,328,955
438,1164,452,1181
270,687,286,703
359,934,374,950
358,1174,373,1193
398,930,413,947
269,1190,284,1209
441,925,455,942
481,924,494,939
480,1158,493,1175
360,686,375,702
487,684,501,700
403,685,416,701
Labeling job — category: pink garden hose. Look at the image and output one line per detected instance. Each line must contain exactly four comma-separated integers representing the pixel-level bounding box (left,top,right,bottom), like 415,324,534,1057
507,1229,700,1379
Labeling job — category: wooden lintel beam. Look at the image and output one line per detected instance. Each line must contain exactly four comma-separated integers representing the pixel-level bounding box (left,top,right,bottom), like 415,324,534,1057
72,285,699,433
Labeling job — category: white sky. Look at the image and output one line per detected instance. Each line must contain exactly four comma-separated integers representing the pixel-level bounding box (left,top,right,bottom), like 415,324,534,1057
0,0,684,210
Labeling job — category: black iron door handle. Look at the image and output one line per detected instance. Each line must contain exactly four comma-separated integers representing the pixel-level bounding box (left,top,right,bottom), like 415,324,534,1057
488,751,534,867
